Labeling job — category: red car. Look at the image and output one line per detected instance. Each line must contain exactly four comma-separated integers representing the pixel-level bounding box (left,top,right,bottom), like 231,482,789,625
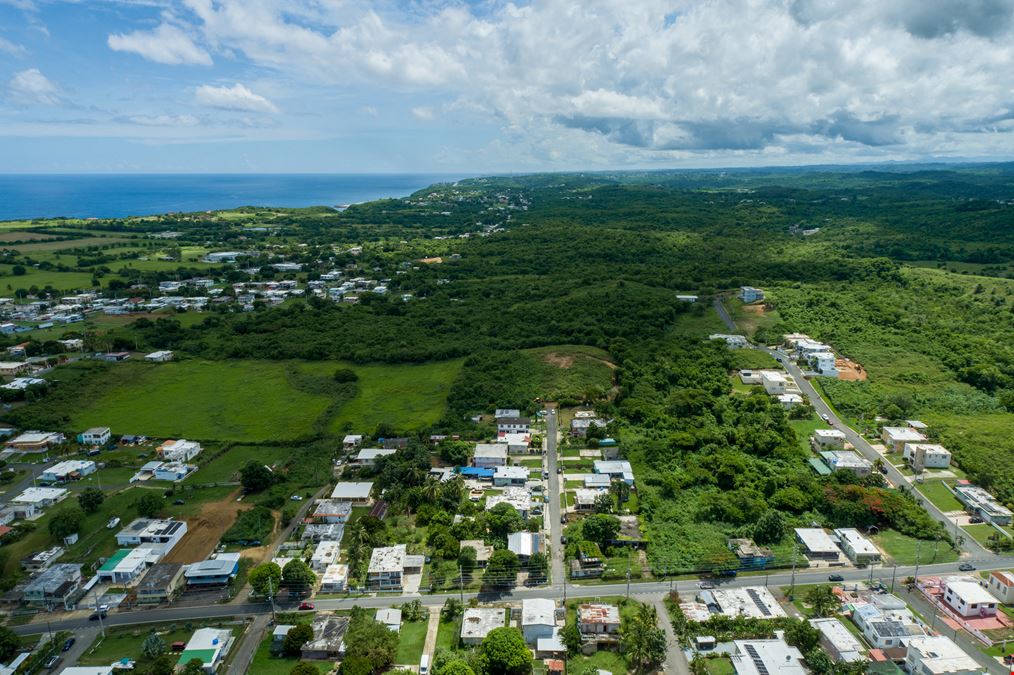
298,602,315,610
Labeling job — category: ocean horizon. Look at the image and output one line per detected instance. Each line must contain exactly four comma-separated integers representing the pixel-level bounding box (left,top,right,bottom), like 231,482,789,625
0,173,474,221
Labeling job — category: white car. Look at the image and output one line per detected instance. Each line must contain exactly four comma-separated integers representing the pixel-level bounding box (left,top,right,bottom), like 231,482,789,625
821,413,830,422
290,495,303,501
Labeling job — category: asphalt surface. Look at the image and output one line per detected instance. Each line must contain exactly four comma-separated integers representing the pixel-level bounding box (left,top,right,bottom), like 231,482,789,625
545,407,565,588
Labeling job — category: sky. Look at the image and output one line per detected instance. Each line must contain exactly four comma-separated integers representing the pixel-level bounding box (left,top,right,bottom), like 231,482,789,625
1,0,1014,173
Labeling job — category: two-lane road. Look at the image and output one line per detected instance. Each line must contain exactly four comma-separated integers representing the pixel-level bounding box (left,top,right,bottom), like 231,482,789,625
544,406,565,588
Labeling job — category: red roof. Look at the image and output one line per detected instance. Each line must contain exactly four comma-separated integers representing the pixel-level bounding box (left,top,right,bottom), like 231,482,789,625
544,660,564,673
0,525,13,538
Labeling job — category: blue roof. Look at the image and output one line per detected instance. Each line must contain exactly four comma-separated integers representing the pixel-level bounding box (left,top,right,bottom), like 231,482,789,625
456,467,494,478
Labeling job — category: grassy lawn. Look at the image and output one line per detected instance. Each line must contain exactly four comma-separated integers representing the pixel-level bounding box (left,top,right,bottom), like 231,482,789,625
249,634,335,675
195,445,293,484
327,359,464,433
703,656,736,675
789,414,823,453
395,620,429,665
434,618,460,652
77,621,238,667
916,480,963,512
962,523,1011,547
872,530,959,566
0,265,101,292
521,345,615,403
728,349,782,370
566,649,628,675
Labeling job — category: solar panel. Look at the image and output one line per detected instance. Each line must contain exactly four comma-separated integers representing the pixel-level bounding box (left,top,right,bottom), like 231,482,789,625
744,644,770,675
746,588,773,616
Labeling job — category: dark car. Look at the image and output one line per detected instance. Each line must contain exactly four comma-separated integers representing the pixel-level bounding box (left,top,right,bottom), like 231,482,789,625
88,610,107,621
968,517,983,524
958,563,975,572
560,515,567,524
62,637,75,652
828,574,845,582
173,499,185,505
560,535,567,545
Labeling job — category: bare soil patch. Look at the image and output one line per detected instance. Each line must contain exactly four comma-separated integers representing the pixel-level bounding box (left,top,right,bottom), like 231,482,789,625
542,352,575,368
742,304,767,314
836,358,867,381
162,489,245,564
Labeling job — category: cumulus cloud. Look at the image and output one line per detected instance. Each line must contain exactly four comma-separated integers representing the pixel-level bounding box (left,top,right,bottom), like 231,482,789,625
0,37,27,57
194,83,278,113
7,68,61,105
108,23,212,65
411,106,434,120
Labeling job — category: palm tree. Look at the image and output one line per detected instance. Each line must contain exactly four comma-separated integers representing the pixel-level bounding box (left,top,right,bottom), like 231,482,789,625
805,584,839,617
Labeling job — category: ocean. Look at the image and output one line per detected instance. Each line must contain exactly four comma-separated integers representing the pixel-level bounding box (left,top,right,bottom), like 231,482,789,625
0,173,473,221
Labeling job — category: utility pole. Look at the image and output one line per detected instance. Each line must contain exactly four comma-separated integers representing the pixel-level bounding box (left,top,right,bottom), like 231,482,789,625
788,539,799,600
92,585,105,638
458,564,464,604
625,556,631,600
267,576,277,624
913,540,922,581
891,564,898,593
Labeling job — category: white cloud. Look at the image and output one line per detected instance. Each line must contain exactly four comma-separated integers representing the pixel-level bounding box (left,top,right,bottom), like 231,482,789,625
0,37,27,57
411,106,434,120
194,82,278,113
123,114,200,127
108,23,212,66
7,68,60,105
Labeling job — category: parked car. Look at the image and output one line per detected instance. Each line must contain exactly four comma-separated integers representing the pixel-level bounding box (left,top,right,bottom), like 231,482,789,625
699,581,716,589
958,563,976,572
556,467,563,474
969,516,983,524
43,655,60,669
298,601,315,610
88,610,107,621
290,495,303,501
542,470,549,479
62,637,75,652
560,535,567,545
1002,654,1013,665
560,515,567,524
828,574,844,582
821,413,830,422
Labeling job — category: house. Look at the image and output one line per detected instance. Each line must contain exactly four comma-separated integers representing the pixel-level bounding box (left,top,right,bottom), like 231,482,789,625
97,547,161,584
376,608,402,633
953,484,1013,526
811,429,846,449
116,518,188,551
461,607,505,645
777,393,804,409
677,294,699,303
144,350,173,362
152,461,196,482
55,668,113,675
497,417,531,434
850,597,926,650
903,443,952,470
493,465,529,487
881,426,926,453
40,460,96,483
987,570,1014,604
203,251,247,263
486,487,533,518
185,553,241,587
809,618,865,663
23,563,83,610
709,333,749,349
521,598,557,645
459,540,494,567
473,444,508,468
0,362,31,376
728,538,774,569
574,488,606,512
367,544,408,591
5,431,65,453
177,627,234,673
300,614,350,660
0,377,45,391
794,528,840,560
136,562,185,604
905,636,980,675
507,532,541,560
833,528,881,565
584,474,611,489
593,460,634,485
319,563,349,593
12,486,69,511
704,587,787,619
382,437,410,450
497,432,531,453
21,546,64,572
821,451,872,477
730,637,805,675
808,351,839,377
330,481,373,504
310,499,352,523
458,467,495,481
495,408,521,420
301,523,345,544
570,418,607,437
739,286,765,303
352,447,397,468
761,371,788,395
577,603,621,635
157,439,202,462
942,576,997,618
310,541,341,572
342,434,364,451
78,427,111,446
99,351,131,362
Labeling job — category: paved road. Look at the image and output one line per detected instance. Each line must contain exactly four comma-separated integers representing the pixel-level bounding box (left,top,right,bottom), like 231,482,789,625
16,557,1012,637
714,296,993,560
654,599,690,675
545,406,565,588
226,615,267,675
0,461,49,502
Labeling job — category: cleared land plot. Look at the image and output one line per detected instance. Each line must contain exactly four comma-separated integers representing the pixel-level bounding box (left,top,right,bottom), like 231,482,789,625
71,360,339,442
872,530,959,565
395,620,428,664
523,345,615,403
327,359,464,433
6,235,132,253
0,231,61,242
917,480,963,512
78,625,196,667
0,265,99,292
195,446,292,484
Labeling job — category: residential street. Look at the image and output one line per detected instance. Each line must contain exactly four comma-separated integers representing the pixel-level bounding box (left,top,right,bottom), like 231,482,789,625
544,406,566,589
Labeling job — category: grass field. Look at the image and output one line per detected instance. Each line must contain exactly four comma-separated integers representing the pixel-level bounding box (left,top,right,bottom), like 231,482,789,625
522,345,615,403
703,657,736,675
916,480,963,512
79,625,196,667
6,235,132,253
962,523,1012,547
0,265,98,292
327,359,464,434
728,349,782,370
566,650,628,675
872,530,959,565
195,445,293,483
71,361,337,442
789,414,823,453
395,620,428,665
434,618,461,652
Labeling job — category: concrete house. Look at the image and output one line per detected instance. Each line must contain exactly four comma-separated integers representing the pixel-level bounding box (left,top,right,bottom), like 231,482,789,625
881,426,925,453
497,432,532,453
352,447,397,468
473,444,508,468
522,598,557,645
728,538,774,569
342,434,364,451
23,563,83,610
459,540,494,567
987,570,1014,604
486,487,533,518
310,541,341,572
809,618,865,663
185,553,241,587
493,466,529,487
157,439,202,462
738,286,765,303
794,528,840,560
570,418,607,437
367,545,408,591
953,484,1013,526
730,638,805,675
942,576,997,618
709,334,749,349
300,614,350,660
78,427,111,446
5,431,65,453
136,562,185,604
507,532,541,560
811,429,846,449
497,417,531,434
319,564,349,593
98,547,161,584
116,518,187,552
761,371,788,395
144,350,173,362
850,598,926,650
40,460,96,483
312,500,353,523
821,451,872,477
461,608,504,645
903,443,952,470
578,603,620,636
593,459,634,485
905,636,980,675
330,481,373,504
833,528,881,565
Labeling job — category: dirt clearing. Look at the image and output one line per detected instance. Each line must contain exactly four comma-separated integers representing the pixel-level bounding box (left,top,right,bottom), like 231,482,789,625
542,353,575,368
162,489,245,564
836,358,867,381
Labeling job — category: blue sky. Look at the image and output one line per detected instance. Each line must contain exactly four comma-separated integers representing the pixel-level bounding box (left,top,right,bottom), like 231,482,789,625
2,0,1014,173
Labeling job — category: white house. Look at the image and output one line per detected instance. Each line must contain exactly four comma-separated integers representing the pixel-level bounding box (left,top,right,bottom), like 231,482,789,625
319,563,349,593
833,528,881,565
812,429,846,449
342,434,364,451
903,443,952,470
493,465,529,487
761,371,788,395
330,481,373,504
352,447,397,468
777,393,804,409
310,540,341,572
905,636,980,675
78,427,111,446
953,484,1013,526
367,545,406,591
593,460,634,485
497,416,531,434
116,518,187,552
738,286,765,303
144,350,174,362
809,618,865,663
461,608,504,645
881,426,926,453
473,444,508,468
5,431,65,453
497,432,531,453
709,334,748,349
40,460,96,483
821,451,872,477
521,598,556,645
507,532,541,560
987,570,1014,604
97,547,162,584
157,439,202,462
794,528,840,560
730,637,805,675
676,294,699,303
12,486,68,510
942,576,997,618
